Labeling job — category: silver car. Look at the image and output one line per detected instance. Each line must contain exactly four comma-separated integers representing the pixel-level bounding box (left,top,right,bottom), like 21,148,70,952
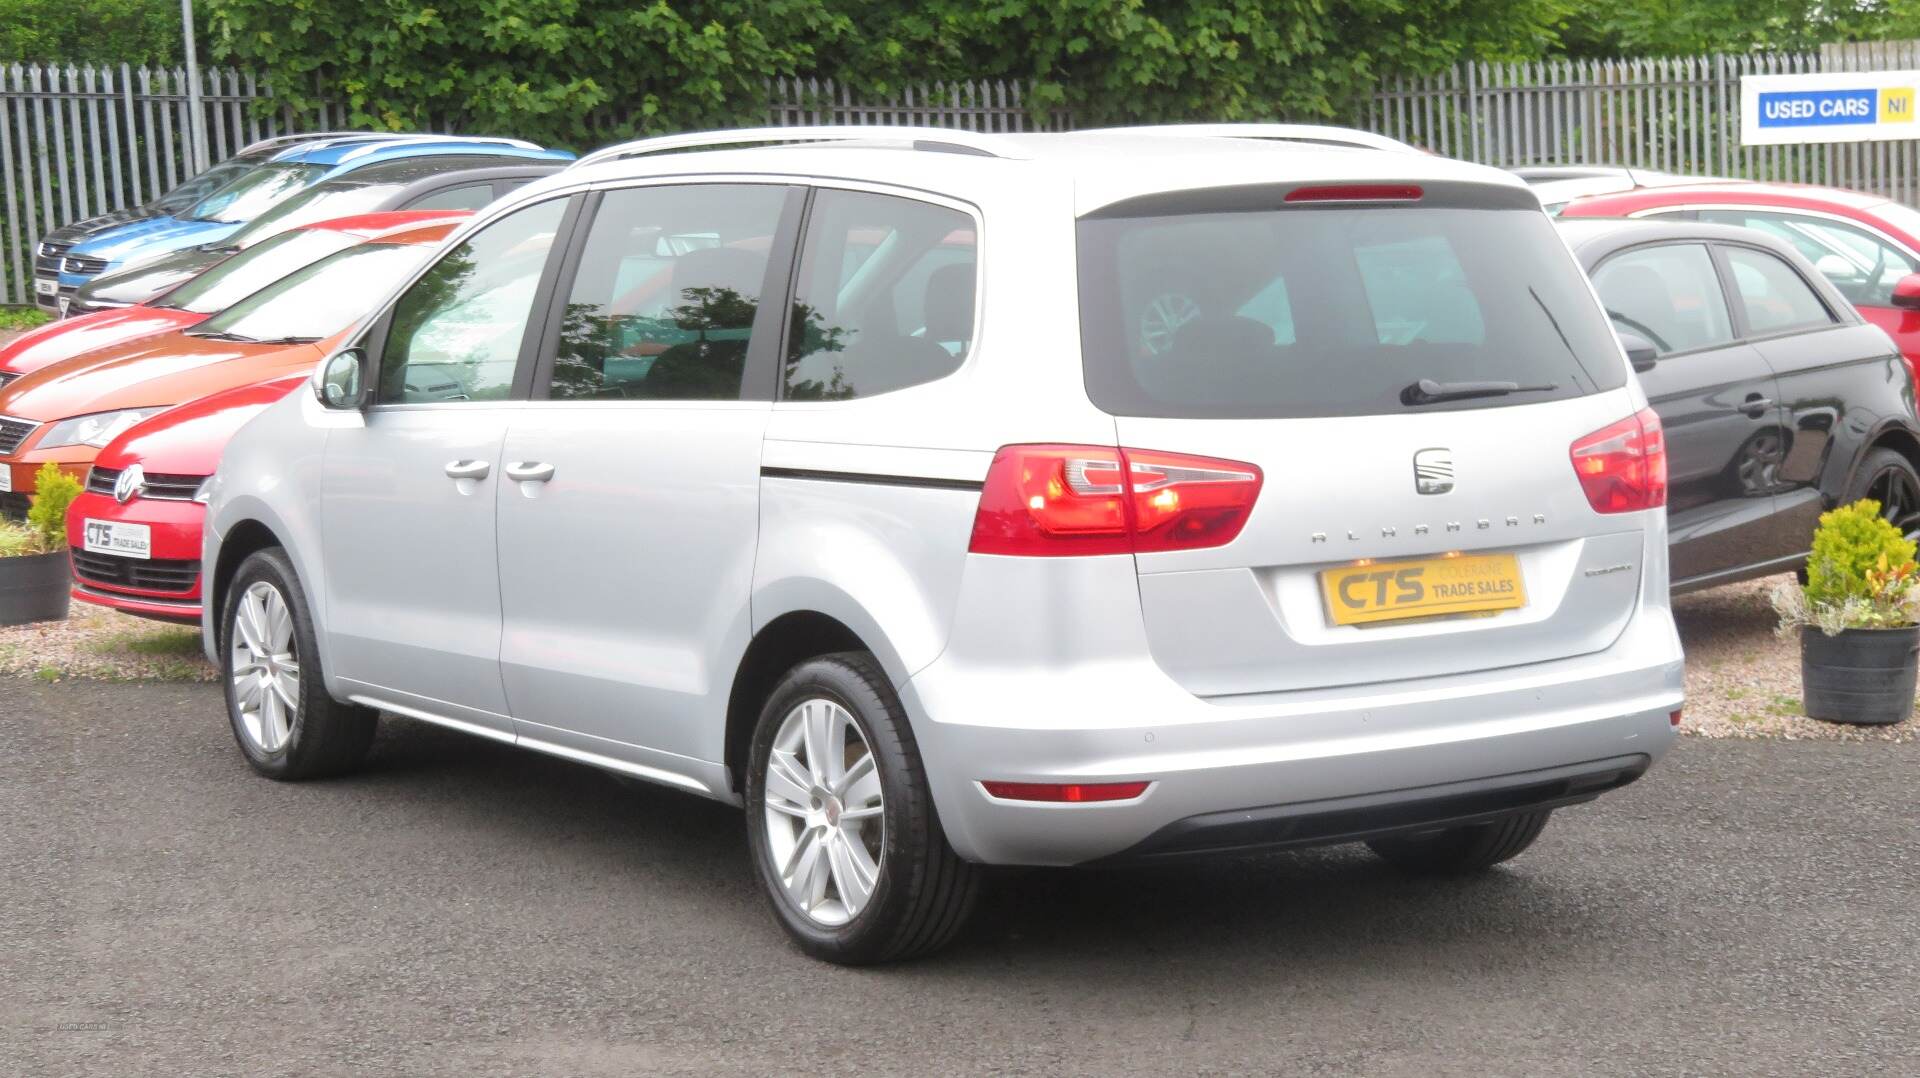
201,125,1685,963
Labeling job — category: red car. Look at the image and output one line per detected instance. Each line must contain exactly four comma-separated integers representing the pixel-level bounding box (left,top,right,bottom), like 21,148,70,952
67,375,305,623
0,210,465,387
1559,181,1920,379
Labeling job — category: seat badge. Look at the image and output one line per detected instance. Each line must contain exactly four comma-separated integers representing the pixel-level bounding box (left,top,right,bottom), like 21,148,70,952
1413,448,1453,495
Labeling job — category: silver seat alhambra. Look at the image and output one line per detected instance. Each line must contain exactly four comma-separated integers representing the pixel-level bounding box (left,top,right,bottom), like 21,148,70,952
200,125,1685,963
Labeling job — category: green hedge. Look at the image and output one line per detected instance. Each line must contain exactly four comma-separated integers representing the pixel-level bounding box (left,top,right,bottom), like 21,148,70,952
204,1,1566,150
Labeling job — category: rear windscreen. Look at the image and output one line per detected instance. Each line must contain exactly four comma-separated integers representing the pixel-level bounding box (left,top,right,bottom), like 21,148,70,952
1077,200,1626,418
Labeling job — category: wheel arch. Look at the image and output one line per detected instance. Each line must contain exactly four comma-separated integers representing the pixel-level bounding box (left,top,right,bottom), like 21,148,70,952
723,609,873,796
207,517,285,647
1838,419,1920,514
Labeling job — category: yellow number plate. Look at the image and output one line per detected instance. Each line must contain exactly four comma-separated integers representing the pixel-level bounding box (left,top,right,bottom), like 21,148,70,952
1320,553,1526,626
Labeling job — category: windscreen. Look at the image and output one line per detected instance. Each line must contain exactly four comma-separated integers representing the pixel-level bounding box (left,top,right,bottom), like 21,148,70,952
153,228,360,314
186,163,327,223
223,183,400,248
1077,199,1626,418
148,151,273,213
192,243,430,344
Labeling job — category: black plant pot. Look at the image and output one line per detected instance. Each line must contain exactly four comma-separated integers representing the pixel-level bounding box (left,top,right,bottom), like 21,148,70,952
1801,624,1920,725
0,550,71,627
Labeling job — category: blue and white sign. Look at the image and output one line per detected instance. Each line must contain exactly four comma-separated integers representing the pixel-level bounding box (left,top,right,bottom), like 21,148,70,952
1742,71,1920,146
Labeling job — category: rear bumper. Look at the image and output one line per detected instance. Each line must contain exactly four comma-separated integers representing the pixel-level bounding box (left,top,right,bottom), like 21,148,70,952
903,604,1683,867
1091,753,1649,864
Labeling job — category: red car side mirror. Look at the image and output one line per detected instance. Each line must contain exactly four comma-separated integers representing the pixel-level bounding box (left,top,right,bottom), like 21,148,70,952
1893,273,1920,311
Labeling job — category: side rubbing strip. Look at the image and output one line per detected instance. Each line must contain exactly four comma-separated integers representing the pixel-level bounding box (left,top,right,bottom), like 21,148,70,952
761,466,984,492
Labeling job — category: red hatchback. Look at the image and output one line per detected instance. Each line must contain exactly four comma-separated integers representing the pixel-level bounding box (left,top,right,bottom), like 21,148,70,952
0,210,466,387
1559,181,1920,379
67,375,304,623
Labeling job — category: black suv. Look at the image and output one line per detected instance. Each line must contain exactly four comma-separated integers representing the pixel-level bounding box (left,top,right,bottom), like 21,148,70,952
1561,217,1920,591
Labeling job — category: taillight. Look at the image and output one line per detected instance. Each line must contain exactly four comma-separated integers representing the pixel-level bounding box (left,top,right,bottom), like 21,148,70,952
968,444,1263,556
1570,407,1667,514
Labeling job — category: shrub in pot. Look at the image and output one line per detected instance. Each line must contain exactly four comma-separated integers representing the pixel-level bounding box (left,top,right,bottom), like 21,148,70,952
1772,498,1920,725
0,463,83,627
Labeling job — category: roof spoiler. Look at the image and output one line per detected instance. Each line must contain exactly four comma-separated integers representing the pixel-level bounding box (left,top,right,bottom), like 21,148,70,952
1095,123,1421,154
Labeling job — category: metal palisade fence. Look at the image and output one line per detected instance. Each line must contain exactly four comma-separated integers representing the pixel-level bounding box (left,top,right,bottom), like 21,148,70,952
1367,43,1920,203
0,63,343,306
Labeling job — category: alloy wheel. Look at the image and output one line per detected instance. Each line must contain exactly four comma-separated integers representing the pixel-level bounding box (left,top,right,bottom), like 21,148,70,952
761,697,885,927
229,580,300,753
1867,463,1920,535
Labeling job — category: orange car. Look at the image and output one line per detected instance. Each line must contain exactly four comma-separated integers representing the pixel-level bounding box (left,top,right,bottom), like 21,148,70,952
0,217,462,515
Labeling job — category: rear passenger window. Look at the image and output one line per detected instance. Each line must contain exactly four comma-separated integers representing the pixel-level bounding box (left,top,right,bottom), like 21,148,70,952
784,190,977,401
547,184,788,401
1590,244,1734,356
1724,247,1837,335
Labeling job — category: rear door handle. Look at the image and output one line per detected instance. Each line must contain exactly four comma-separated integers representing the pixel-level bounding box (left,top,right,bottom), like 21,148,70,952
504,461,555,484
444,459,491,481
1741,395,1775,418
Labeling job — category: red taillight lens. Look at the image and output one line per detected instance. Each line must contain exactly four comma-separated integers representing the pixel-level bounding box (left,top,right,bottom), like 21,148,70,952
968,444,1263,556
1570,407,1667,514
980,781,1151,803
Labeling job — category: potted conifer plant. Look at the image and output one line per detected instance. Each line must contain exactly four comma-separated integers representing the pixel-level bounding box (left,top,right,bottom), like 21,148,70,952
1772,498,1920,725
0,463,83,627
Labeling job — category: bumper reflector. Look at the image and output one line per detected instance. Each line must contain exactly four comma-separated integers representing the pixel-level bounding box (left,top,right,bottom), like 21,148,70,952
981,781,1150,803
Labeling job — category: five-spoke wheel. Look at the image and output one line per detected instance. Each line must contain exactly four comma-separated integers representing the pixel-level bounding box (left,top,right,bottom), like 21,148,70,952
761,698,886,926
221,547,376,780
229,580,301,754
745,652,979,964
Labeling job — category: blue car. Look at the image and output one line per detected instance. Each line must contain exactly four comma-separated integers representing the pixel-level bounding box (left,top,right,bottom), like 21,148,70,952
31,132,411,313
53,135,573,311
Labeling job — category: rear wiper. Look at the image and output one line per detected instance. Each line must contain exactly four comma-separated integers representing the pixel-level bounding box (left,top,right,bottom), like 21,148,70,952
189,330,259,343
1401,378,1558,406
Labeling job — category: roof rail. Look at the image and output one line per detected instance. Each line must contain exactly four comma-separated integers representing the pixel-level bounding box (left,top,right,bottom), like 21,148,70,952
1099,123,1421,154
261,132,546,161
569,125,1019,170
238,131,381,155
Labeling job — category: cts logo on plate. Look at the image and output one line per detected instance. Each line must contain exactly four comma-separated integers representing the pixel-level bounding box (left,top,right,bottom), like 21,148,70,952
1413,448,1454,495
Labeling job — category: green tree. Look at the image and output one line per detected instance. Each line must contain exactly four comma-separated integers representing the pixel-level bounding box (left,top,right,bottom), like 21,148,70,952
1555,0,1920,58
0,0,186,66
202,1,1569,149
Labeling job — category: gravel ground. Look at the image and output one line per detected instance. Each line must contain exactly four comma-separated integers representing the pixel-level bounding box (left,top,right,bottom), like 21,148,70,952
1674,574,1920,742
3,574,1916,741
0,604,213,683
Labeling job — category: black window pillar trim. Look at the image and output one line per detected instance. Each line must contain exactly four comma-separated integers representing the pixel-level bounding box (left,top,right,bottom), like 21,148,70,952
520,191,598,401
754,185,813,403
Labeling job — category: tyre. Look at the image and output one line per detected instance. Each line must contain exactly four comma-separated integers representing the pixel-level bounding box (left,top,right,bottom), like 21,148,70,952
1847,447,1920,534
744,651,979,964
1365,810,1552,875
220,547,376,781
